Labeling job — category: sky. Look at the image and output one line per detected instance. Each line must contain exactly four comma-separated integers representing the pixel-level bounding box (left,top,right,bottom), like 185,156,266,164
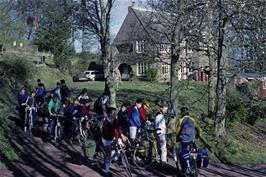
74,0,146,53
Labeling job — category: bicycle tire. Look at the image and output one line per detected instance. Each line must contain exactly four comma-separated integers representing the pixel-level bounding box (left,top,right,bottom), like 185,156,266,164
189,159,199,177
24,113,28,132
120,150,132,177
29,113,33,134
133,141,156,169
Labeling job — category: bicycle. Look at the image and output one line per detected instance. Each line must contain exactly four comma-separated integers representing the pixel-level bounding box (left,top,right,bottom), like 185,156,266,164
24,105,37,134
50,113,65,146
94,139,132,177
181,143,199,177
132,123,159,169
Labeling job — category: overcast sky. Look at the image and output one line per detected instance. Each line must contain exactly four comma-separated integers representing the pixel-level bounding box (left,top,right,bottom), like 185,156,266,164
75,0,146,53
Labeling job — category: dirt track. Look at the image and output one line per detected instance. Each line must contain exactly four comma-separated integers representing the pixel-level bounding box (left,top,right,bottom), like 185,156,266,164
1,119,266,177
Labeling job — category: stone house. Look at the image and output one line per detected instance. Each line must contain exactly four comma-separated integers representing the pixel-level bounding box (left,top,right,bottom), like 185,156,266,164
112,5,209,82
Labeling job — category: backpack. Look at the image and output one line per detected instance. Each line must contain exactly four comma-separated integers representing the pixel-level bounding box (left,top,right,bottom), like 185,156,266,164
197,148,209,168
36,86,45,97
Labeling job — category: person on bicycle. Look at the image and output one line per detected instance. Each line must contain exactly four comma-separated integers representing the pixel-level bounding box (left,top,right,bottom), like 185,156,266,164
102,106,127,177
48,93,61,139
25,90,38,131
176,107,202,176
53,82,62,101
94,93,109,115
155,103,168,166
128,99,142,141
78,88,91,105
17,87,28,121
35,79,46,105
139,100,150,124
117,103,129,136
60,79,70,104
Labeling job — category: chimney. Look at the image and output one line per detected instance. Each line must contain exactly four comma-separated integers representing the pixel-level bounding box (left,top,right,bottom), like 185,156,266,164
131,0,135,7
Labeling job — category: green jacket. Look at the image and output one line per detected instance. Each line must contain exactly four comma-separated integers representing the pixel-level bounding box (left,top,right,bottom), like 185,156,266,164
48,99,61,114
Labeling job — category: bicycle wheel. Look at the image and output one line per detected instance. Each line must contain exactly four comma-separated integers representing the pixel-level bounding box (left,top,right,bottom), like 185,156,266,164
120,150,132,177
29,113,33,134
24,112,28,132
189,159,199,177
55,125,62,145
133,140,156,169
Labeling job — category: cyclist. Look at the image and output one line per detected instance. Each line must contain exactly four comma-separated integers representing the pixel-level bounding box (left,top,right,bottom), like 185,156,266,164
102,106,127,177
25,90,38,131
128,99,142,141
47,93,61,140
139,100,150,124
155,103,168,166
78,88,91,105
17,87,28,121
53,82,62,101
94,93,109,115
60,79,70,104
117,103,129,136
176,107,202,176
35,79,46,105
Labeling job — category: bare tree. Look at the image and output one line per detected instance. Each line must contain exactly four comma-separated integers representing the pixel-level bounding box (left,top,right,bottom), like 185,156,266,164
75,0,116,107
147,0,206,113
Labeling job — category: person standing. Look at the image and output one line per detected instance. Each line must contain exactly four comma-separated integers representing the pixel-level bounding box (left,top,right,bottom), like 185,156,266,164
155,103,168,166
128,99,142,141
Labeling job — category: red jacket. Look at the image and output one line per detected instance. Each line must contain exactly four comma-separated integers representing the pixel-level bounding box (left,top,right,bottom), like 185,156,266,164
82,105,91,118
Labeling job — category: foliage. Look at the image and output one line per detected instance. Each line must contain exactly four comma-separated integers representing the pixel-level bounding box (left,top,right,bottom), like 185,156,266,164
225,88,248,127
226,86,266,127
146,68,158,82
0,55,33,165
34,10,74,69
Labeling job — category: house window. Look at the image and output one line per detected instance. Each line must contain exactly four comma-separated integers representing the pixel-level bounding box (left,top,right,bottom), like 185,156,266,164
159,44,169,53
136,40,146,53
263,79,266,89
137,62,149,76
161,62,169,74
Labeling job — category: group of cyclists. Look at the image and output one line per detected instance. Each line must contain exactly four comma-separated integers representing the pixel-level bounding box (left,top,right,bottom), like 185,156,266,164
17,79,206,177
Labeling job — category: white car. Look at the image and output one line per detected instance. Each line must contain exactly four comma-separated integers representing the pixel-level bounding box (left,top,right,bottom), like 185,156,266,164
84,70,97,81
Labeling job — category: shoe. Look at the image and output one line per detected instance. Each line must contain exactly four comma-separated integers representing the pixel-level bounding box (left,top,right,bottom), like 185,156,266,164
105,172,112,177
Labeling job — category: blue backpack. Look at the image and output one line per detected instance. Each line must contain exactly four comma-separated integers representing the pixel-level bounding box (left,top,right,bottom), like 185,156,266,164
197,148,209,168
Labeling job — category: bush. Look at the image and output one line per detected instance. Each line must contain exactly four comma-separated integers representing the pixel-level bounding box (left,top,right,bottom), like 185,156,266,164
225,88,248,127
146,68,158,82
226,86,266,127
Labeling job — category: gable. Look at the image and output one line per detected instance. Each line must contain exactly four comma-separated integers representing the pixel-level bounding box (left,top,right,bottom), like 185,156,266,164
113,7,152,45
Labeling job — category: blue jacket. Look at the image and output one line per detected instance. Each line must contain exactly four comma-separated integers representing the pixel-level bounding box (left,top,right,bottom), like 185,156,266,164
17,92,28,105
129,107,141,128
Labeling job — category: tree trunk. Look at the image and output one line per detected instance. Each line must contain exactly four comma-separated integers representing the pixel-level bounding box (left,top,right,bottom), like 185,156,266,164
101,41,116,108
215,0,226,136
207,0,216,119
169,45,180,114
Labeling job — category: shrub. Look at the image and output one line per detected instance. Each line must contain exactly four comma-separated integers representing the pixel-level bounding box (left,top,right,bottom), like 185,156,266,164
225,88,248,128
146,68,158,82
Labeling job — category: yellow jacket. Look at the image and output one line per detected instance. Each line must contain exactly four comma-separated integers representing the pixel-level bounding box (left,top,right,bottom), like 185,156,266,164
176,116,202,142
